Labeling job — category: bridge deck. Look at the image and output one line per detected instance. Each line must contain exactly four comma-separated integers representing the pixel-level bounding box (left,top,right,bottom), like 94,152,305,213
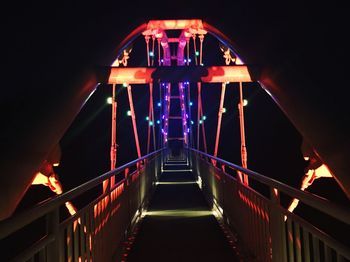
126,164,239,261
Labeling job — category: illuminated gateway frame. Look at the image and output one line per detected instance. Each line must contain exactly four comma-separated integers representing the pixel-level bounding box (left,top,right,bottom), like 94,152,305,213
103,19,253,188
101,19,332,208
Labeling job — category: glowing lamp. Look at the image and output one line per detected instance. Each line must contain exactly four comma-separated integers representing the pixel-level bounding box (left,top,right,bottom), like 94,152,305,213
122,83,128,87
191,120,194,125
189,102,193,106
149,51,154,57
222,108,226,113
157,120,160,124
202,115,207,121
149,121,153,126
243,99,248,106
157,102,161,107
199,120,203,124
107,97,113,104
127,110,131,116
195,51,199,56
146,116,149,121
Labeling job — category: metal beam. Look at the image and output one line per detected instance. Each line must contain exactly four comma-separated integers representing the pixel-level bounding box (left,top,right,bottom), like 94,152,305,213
101,65,256,84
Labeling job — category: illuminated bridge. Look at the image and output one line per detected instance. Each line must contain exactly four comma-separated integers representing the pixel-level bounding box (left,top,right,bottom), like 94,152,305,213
1,18,350,262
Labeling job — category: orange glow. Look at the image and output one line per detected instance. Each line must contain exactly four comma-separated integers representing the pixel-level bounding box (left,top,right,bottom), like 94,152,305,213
65,201,77,216
107,66,252,85
32,172,49,185
238,190,269,222
32,172,79,217
273,188,278,197
146,19,204,31
108,67,156,84
288,164,333,213
201,66,252,83
132,171,141,182
48,175,63,194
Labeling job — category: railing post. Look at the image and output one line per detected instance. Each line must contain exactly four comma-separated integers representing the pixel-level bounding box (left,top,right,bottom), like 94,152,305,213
269,187,287,262
46,208,61,262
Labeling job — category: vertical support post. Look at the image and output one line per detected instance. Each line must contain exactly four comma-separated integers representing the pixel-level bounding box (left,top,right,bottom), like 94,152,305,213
147,83,156,154
187,83,193,148
109,84,117,188
197,82,201,150
158,82,163,148
162,83,171,147
192,34,198,65
238,82,249,185
198,83,208,153
46,208,61,262
151,35,155,66
145,35,150,67
213,82,226,165
179,82,188,145
157,38,161,66
199,34,204,65
269,188,287,262
150,83,156,151
127,85,142,158
186,38,190,66
147,84,152,154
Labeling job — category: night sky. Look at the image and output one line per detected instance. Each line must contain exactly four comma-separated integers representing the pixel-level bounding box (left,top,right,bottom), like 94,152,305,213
2,0,349,250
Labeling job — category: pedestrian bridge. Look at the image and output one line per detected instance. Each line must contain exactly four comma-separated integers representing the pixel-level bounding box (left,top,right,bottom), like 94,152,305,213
1,149,350,261
1,19,350,261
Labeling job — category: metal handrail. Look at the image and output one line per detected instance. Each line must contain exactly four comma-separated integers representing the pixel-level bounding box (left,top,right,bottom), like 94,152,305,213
189,148,350,225
0,148,163,239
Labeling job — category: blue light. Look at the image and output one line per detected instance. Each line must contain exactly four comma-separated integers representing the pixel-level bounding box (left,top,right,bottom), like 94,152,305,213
195,51,199,56
187,128,190,133
156,120,160,124
149,51,154,57
189,102,193,106
188,58,191,62
202,115,207,121
157,102,161,107
184,59,187,63
191,120,194,125
146,116,149,121
149,121,153,126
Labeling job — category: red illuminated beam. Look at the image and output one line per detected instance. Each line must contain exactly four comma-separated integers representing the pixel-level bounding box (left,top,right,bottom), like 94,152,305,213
104,65,254,84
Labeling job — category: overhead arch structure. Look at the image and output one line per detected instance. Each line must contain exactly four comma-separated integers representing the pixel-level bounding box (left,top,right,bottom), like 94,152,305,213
1,18,349,221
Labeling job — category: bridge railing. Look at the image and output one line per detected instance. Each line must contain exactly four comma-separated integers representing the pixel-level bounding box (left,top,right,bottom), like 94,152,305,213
0,149,162,262
190,148,350,262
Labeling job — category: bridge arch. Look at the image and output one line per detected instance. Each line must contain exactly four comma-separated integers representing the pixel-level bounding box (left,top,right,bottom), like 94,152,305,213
0,18,348,222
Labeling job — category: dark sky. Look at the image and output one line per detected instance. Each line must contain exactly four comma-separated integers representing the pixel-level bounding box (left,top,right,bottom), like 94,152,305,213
4,0,347,201
2,0,349,246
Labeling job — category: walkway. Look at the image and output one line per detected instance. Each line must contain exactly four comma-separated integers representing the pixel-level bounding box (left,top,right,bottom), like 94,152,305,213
126,161,239,261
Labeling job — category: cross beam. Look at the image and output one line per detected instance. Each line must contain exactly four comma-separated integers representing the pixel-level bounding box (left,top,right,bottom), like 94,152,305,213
97,65,258,84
